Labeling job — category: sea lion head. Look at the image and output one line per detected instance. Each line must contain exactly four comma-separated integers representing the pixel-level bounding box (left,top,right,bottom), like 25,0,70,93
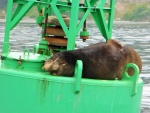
42,52,75,76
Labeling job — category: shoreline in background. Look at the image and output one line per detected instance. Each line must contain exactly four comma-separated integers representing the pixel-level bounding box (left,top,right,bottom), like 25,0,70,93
0,19,150,25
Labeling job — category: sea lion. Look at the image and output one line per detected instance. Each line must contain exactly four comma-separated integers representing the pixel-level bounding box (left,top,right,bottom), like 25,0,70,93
42,39,142,80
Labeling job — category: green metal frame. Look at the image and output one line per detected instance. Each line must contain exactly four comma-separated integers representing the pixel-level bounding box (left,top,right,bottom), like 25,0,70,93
2,0,116,54
0,59,143,113
0,1,144,112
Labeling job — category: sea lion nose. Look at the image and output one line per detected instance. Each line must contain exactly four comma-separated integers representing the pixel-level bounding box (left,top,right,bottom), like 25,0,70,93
42,61,53,71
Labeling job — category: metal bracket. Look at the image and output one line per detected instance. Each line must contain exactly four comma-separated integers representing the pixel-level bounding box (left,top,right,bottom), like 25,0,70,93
74,60,83,93
123,63,140,96
33,44,39,54
24,48,30,57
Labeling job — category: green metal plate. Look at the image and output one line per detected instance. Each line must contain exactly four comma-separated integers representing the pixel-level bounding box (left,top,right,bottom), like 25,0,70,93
2,52,50,62
1,52,50,72
0,66,143,113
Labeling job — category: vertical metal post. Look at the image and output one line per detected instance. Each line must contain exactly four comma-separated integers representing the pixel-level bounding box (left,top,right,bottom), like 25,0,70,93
2,0,13,53
67,0,80,50
108,0,116,34
43,10,48,38
2,0,116,53
10,2,34,30
90,0,116,40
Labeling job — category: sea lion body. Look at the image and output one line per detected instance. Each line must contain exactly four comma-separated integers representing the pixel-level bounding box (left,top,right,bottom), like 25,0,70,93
43,39,142,80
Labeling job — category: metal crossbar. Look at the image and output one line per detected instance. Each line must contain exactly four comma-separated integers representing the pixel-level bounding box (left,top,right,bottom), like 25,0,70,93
2,0,116,53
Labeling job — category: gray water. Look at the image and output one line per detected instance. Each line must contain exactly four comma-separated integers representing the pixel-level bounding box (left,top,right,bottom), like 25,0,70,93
0,21,150,113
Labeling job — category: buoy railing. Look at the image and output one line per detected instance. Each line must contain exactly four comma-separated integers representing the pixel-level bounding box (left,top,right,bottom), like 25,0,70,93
2,0,116,54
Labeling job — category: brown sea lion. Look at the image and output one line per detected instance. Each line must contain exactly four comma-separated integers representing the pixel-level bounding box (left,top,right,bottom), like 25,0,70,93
42,39,142,80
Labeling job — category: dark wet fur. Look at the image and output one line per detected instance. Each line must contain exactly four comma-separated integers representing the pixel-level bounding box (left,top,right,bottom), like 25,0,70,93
43,39,142,80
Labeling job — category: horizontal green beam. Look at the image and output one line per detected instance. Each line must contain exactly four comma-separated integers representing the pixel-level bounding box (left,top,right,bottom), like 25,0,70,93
3,0,116,53
10,1,34,30
14,0,111,13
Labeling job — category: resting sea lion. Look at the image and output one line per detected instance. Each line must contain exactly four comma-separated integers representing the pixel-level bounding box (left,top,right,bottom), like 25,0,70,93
42,39,142,80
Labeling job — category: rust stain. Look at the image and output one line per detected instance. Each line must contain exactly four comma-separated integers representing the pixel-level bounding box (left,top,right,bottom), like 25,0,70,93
40,78,49,103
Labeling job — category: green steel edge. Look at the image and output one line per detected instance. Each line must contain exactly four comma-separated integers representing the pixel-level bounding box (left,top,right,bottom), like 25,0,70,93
0,0,144,113
0,59,143,113
2,0,116,53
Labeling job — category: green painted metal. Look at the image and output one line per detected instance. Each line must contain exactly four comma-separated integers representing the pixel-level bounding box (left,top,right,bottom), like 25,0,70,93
10,1,34,30
90,0,116,40
33,44,39,54
36,15,44,24
123,63,140,96
74,60,83,93
0,0,143,113
2,0,116,53
2,0,13,53
0,61,143,113
37,38,51,56
1,0,116,56
80,28,89,37
1,52,50,72
24,48,30,57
